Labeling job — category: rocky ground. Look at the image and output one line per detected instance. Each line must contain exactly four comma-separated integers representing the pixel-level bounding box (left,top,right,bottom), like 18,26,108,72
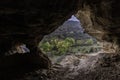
15,53,120,80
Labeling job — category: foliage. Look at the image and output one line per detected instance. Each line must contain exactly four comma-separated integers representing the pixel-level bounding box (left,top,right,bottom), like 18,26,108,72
65,37,75,45
76,40,83,44
39,42,53,52
85,39,94,45
39,37,75,56
39,37,101,56
69,45,101,54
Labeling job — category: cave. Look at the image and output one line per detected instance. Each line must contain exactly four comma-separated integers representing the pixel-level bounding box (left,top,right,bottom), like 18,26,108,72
0,0,120,80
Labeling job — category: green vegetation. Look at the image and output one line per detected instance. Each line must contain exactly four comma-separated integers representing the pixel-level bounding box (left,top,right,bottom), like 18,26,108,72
39,37,101,56
39,37,75,56
39,42,53,52
85,39,94,45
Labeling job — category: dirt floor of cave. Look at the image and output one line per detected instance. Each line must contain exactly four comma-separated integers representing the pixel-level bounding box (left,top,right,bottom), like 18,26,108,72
15,52,120,80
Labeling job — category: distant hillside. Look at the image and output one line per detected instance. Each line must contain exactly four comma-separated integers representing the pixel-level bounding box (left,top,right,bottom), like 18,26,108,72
44,20,96,41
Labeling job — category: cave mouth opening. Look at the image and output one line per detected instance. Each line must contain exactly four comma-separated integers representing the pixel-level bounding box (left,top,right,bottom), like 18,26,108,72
39,15,102,64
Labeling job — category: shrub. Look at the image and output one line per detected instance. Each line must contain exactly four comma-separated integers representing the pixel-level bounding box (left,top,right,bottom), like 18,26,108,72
39,37,75,56
85,39,94,45
39,42,53,53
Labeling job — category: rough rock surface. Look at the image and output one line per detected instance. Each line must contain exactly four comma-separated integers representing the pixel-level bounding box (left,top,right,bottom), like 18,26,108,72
0,0,80,79
13,53,120,80
54,53,120,80
76,0,120,52
0,0,79,50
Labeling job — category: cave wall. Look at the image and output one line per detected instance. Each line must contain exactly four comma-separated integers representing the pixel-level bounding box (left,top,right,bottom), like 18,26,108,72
0,0,79,47
76,0,120,52
0,0,80,79
0,0,119,55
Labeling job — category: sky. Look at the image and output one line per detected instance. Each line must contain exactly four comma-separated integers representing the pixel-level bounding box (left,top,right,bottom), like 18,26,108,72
68,15,80,22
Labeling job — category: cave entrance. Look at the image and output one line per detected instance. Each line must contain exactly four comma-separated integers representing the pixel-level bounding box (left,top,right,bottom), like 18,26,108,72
39,15,102,64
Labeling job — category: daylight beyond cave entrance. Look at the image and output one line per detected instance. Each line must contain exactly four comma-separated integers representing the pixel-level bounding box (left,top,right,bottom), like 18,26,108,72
39,15,102,63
